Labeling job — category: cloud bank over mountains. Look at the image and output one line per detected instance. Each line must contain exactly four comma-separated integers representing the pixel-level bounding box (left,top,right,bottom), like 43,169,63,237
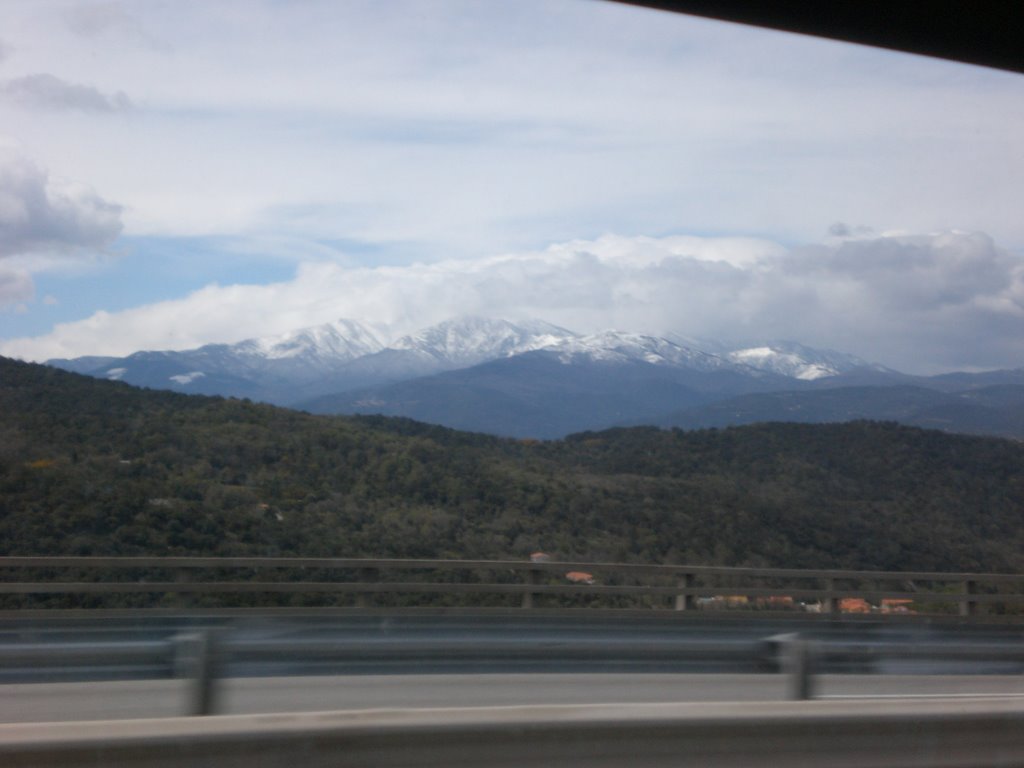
3,229,1021,375
0,2,1022,377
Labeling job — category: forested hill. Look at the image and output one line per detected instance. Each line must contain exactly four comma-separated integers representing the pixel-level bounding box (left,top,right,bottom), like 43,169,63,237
2,355,1024,574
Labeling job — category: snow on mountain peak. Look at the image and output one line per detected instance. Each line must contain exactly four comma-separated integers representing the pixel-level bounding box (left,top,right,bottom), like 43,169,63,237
725,342,870,380
545,329,732,370
169,371,205,385
390,316,577,365
48,314,893,414
245,319,384,362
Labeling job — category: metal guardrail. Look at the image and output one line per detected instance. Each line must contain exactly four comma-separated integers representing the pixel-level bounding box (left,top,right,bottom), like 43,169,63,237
1,556,1023,616
4,622,1024,714
4,698,1024,768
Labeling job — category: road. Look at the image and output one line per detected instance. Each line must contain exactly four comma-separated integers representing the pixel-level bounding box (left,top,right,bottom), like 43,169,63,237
3,673,1024,723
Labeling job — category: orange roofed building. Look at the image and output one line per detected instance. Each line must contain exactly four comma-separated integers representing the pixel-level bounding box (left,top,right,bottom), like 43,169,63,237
565,571,595,585
840,597,872,613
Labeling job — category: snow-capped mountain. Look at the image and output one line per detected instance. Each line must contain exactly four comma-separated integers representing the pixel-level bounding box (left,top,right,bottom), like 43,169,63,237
237,318,384,365
547,330,744,372
41,316,1024,440
46,319,385,400
48,317,879,401
389,317,576,367
48,315,890,414
723,342,880,380
318,317,581,395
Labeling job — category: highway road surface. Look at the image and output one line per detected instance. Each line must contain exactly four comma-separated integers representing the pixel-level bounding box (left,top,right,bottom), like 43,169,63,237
3,673,1024,723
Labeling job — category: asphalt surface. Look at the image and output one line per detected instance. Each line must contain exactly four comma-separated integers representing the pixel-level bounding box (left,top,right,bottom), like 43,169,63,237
3,673,1024,723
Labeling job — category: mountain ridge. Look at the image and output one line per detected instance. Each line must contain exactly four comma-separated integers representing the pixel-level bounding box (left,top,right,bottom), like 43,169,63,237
44,315,1024,440
46,315,875,399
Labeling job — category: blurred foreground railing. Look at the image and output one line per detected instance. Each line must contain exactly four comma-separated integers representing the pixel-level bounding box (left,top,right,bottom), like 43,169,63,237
4,699,1024,768
1,556,1023,616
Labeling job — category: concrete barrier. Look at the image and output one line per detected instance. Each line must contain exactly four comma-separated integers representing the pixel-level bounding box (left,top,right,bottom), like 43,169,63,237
2,699,1024,768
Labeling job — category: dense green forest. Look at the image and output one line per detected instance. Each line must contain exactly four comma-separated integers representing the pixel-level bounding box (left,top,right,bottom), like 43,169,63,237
2,355,1024,574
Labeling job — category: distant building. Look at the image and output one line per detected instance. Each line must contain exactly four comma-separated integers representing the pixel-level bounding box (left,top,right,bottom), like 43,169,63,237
840,597,872,613
565,571,595,585
881,598,915,614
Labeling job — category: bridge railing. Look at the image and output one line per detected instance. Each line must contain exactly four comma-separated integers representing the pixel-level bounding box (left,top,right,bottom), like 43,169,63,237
2,556,1023,617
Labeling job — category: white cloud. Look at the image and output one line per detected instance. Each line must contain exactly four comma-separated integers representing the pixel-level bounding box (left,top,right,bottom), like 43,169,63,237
64,1,169,52
0,150,123,259
0,150,123,307
0,267,32,307
3,230,1022,374
1,1,1022,251
0,73,133,113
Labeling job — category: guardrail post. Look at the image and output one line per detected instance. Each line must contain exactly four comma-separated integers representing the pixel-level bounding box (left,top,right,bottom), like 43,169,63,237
959,580,976,617
781,634,815,701
175,630,220,716
825,578,841,615
522,567,540,609
674,572,695,611
173,567,193,609
356,567,375,608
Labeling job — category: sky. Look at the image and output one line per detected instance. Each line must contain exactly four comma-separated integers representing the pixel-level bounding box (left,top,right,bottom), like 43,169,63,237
0,0,1022,375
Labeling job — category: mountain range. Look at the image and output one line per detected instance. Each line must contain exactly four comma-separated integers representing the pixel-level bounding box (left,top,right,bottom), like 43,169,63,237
47,316,1024,439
